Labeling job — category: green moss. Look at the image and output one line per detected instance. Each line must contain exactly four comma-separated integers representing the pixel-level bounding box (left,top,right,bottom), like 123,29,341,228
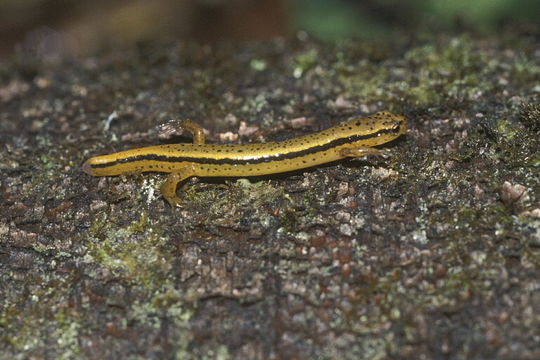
20,152,63,200
86,212,172,289
53,310,83,360
293,48,318,78
337,36,503,109
249,59,267,72
519,103,540,132
496,119,520,141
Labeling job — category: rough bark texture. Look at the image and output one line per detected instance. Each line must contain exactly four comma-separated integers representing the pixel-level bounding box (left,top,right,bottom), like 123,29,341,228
1,35,539,359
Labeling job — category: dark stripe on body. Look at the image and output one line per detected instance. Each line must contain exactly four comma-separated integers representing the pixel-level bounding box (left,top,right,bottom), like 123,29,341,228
91,127,400,169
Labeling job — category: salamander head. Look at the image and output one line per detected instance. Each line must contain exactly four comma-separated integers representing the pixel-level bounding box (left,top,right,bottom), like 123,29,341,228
371,111,408,137
344,111,407,146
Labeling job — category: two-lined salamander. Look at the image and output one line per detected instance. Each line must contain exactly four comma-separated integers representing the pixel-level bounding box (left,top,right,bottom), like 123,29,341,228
83,111,407,206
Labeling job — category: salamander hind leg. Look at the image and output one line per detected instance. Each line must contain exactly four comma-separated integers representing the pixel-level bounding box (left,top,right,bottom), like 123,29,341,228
158,119,206,144
339,146,388,158
161,165,196,207
179,120,205,144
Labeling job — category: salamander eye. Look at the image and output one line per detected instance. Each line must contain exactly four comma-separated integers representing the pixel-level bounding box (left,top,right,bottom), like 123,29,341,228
387,121,401,133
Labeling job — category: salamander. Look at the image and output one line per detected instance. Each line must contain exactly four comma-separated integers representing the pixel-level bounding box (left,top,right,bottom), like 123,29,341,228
83,111,407,206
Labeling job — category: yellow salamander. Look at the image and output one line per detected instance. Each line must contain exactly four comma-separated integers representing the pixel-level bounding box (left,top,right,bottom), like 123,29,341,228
83,111,407,206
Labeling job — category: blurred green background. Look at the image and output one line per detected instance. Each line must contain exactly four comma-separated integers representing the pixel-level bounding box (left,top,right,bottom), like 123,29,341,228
295,0,540,39
0,0,539,59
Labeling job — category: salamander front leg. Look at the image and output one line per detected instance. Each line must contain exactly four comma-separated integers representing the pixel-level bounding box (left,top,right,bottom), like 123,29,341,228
159,119,206,144
339,146,388,158
161,165,196,206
